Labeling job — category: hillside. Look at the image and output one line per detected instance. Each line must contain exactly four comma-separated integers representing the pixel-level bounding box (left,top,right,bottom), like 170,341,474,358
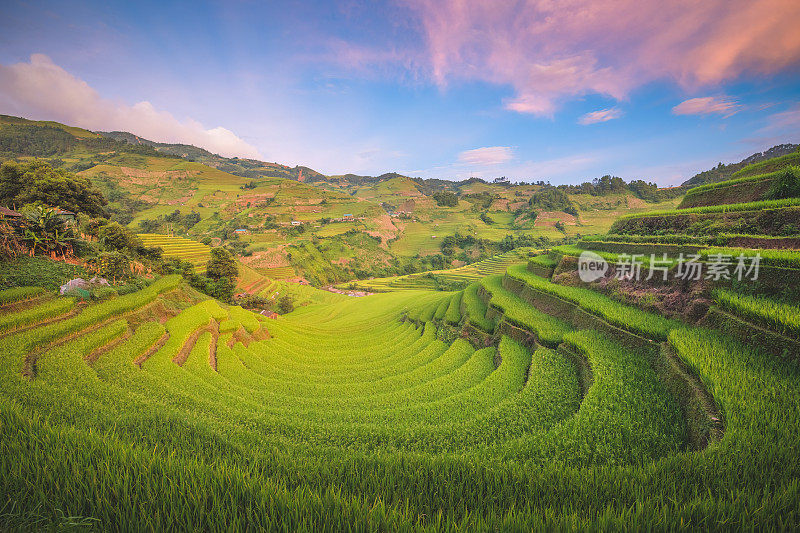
0,114,692,287
681,143,800,187
98,130,328,182
1,232,798,529
2,112,800,530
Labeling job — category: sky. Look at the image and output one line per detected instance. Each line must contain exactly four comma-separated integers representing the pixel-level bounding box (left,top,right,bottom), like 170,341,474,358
0,0,799,186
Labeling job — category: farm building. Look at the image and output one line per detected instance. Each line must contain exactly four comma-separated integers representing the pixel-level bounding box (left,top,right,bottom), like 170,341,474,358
0,207,22,224
54,209,77,226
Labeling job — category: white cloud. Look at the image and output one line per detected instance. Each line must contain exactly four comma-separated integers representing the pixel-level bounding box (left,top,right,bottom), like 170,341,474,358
672,96,741,117
0,54,260,158
457,146,514,166
579,107,624,125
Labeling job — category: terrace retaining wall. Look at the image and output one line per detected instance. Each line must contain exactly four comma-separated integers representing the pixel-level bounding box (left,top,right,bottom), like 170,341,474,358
701,306,800,360
610,206,800,236
502,274,655,350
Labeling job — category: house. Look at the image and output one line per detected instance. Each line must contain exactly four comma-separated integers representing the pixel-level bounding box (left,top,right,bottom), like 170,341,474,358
0,207,23,224
234,228,249,234
342,213,354,220
290,221,302,226
54,209,77,226
260,311,280,319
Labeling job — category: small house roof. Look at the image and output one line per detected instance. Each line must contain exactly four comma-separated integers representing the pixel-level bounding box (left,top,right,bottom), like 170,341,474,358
0,207,22,217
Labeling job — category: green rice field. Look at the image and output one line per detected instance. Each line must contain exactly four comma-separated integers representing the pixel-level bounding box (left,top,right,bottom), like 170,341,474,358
1,256,799,530
138,233,213,273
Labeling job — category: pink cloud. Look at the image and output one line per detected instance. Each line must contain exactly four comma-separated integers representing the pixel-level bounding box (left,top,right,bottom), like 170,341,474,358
0,54,260,159
458,146,514,165
672,96,741,117
759,103,800,133
579,107,624,125
397,0,800,115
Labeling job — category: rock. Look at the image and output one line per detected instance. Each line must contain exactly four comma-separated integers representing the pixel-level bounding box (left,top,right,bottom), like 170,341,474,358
60,278,89,295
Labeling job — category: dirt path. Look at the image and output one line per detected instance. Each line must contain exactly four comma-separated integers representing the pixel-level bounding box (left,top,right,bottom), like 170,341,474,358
172,320,217,366
209,321,220,372
134,332,170,368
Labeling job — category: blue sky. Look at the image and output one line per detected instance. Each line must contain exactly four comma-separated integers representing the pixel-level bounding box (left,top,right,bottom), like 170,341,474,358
1,0,799,185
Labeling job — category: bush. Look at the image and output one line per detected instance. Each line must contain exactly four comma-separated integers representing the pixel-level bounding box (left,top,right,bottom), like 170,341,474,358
92,287,118,301
0,256,87,290
94,252,131,283
277,295,294,314
236,294,269,310
766,167,800,199
432,191,459,207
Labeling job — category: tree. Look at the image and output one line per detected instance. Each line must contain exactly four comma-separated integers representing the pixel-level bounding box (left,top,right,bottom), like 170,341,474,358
205,277,235,302
98,221,143,252
277,295,294,314
21,206,74,258
529,188,577,216
183,211,201,228
165,210,182,223
0,160,108,217
95,251,130,283
432,191,459,207
206,247,238,282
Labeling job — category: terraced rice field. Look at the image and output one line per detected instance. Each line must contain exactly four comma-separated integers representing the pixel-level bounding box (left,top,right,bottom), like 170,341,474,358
138,233,213,273
258,265,296,279
343,248,535,291
1,260,799,530
258,278,350,306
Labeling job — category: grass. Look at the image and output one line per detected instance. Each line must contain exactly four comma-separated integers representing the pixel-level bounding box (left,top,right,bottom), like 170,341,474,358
614,197,800,221
713,288,800,337
528,254,558,268
138,234,212,273
730,149,800,179
506,263,681,340
343,248,533,292
683,169,783,195
461,282,494,332
0,287,44,305
564,241,800,271
0,297,75,333
0,269,799,529
0,256,87,290
698,247,800,270
444,291,463,325
480,274,571,346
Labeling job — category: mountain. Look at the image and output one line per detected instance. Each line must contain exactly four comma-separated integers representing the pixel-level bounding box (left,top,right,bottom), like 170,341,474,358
4,113,766,286
681,143,800,187
97,130,327,182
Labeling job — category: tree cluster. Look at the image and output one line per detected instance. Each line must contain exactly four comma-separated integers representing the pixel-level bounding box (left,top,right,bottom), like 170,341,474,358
528,188,577,216
432,191,459,207
0,160,108,217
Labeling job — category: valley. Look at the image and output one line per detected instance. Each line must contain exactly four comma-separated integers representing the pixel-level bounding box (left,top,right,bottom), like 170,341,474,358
1,115,799,531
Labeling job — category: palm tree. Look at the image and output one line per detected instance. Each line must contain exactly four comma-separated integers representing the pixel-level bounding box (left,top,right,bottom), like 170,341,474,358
22,206,72,259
